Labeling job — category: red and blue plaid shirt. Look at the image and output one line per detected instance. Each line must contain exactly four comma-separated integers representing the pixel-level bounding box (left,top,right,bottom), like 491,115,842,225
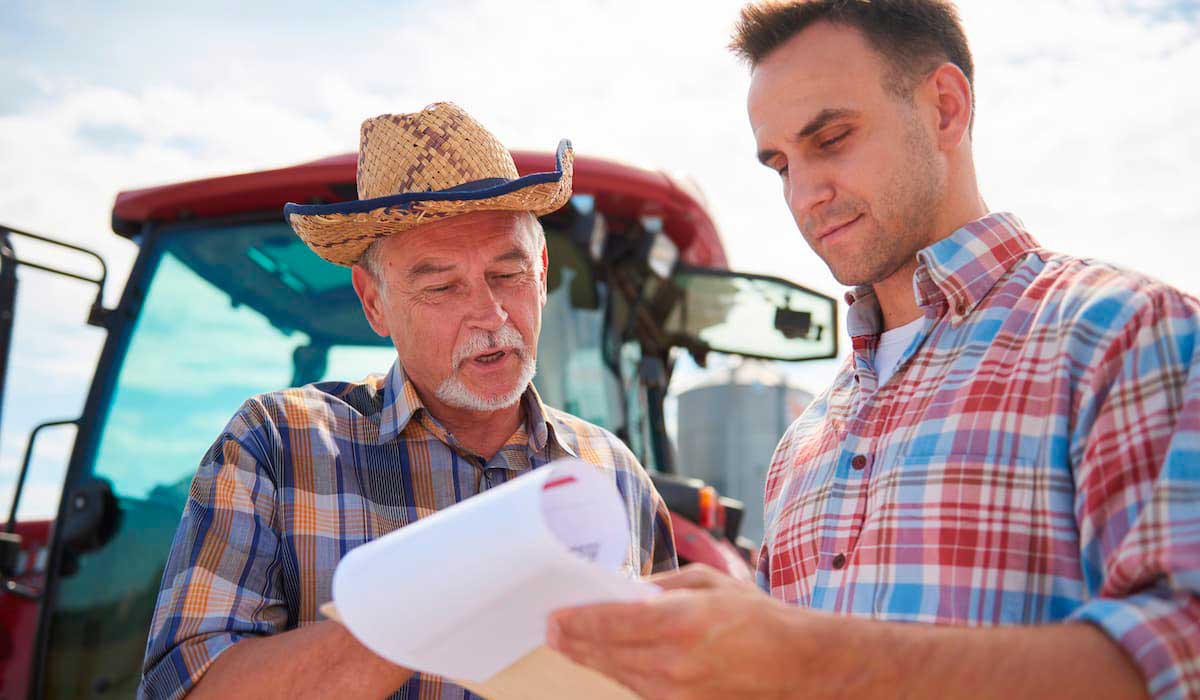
141,362,676,700
759,212,1200,699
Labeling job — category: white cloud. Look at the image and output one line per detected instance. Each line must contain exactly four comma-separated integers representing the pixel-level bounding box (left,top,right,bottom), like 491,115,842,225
964,1,1200,294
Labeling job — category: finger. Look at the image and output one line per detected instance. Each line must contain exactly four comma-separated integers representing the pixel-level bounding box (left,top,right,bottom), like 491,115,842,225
649,563,728,590
548,601,663,646
556,638,668,677
550,589,726,650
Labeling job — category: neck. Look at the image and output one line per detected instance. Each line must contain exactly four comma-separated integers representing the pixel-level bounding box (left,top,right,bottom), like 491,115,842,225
419,389,526,462
873,169,988,332
872,259,923,331
441,403,524,462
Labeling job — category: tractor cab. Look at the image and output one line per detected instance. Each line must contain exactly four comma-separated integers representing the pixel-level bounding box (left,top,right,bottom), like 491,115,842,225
0,150,837,698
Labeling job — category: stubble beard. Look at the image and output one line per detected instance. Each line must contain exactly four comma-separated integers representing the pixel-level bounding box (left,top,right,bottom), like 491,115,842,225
819,115,944,288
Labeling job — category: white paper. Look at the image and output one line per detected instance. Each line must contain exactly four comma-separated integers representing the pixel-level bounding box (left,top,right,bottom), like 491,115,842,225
331,458,659,683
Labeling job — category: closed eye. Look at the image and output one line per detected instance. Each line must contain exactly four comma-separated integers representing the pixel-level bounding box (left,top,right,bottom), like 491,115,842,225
491,269,527,283
819,130,851,150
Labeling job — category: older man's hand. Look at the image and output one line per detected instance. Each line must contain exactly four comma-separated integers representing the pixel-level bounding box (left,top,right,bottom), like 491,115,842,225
546,564,839,700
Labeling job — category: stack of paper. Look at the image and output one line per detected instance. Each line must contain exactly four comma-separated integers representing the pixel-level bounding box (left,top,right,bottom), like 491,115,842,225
321,459,657,699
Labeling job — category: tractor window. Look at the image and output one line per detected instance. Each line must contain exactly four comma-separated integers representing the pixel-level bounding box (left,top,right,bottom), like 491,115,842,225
41,244,325,697
94,252,315,499
322,345,397,384
534,230,622,431
619,340,654,470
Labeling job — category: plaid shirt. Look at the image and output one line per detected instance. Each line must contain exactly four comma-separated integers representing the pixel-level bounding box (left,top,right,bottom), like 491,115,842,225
759,213,1200,699
141,362,676,700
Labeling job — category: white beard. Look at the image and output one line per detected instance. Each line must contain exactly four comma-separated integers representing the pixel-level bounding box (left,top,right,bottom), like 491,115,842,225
434,323,536,411
435,354,536,411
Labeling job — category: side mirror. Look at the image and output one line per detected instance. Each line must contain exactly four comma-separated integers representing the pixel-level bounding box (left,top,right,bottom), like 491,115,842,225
58,476,121,561
664,266,838,362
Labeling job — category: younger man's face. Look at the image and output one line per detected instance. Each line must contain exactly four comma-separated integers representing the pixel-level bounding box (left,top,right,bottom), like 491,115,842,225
748,20,946,288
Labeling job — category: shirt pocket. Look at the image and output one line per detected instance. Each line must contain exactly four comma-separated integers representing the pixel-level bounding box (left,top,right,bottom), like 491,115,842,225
859,452,1067,625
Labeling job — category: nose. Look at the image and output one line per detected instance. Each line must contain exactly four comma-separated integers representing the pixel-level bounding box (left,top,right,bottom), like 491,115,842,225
464,279,508,332
785,168,835,231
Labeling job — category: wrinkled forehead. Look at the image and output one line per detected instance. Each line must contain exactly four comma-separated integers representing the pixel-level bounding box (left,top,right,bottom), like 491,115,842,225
385,210,541,265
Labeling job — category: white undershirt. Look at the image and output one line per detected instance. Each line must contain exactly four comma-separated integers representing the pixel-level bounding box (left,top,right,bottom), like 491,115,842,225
873,317,924,387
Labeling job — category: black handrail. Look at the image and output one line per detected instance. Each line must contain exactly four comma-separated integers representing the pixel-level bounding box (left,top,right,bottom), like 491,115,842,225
0,230,16,444
0,225,110,534
0,224,108,287
5,419,80,534
0,224,110,330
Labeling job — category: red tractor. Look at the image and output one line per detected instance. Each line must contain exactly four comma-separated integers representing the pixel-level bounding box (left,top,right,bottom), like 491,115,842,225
0,150,837,698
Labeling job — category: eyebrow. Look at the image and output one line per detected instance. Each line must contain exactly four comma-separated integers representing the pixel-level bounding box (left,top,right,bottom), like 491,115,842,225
756,108,861,165
408,261,456,278
492,248,531,265
407,248,530,279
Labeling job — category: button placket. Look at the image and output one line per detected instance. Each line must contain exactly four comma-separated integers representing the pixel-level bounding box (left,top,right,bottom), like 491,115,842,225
837,446,872,558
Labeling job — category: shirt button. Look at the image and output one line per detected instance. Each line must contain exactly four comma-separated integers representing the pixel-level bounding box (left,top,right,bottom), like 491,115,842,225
832,553,847,569
851,454,868,471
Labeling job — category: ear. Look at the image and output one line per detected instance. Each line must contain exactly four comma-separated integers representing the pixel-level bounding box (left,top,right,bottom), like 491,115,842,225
927,62,973,151
351,265,391,338
538,241,549,307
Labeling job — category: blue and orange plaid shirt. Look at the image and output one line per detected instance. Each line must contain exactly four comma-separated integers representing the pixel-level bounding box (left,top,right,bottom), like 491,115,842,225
140,362,677,700
760,212,1200,699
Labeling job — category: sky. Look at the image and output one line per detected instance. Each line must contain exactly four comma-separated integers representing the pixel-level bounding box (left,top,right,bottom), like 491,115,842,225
1,0,1198,519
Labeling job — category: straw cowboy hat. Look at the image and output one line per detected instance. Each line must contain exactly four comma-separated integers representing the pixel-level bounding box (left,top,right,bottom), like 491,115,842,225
284,102,574,267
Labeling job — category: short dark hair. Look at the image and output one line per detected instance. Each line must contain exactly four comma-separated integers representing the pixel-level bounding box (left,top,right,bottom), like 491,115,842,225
731,0,974,111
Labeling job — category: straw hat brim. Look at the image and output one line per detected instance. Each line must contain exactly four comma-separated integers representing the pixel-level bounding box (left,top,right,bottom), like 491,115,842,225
284,140,574,267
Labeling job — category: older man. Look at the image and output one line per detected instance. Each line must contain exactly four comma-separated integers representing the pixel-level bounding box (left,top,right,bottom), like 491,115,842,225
140,103,677,700
550,2,1200,699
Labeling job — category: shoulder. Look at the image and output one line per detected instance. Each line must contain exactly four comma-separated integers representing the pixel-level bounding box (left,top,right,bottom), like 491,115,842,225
771,361,847,461
1035,252,1197,327
542,405,642,470
217,374,386,456
239,374,385,427
541,406,660,504
1032,253,1200,360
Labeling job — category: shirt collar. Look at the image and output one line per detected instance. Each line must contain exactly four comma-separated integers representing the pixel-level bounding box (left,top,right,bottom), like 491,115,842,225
915,212,1041,323
376,359,577,458
377,359,422,444
521,382,579,459
844,212,1040,337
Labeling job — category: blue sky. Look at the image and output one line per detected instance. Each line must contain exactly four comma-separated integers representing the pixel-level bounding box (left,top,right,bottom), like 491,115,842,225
1,0,1198,518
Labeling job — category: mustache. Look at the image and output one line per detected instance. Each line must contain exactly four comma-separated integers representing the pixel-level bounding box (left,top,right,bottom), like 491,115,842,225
451,324,527,366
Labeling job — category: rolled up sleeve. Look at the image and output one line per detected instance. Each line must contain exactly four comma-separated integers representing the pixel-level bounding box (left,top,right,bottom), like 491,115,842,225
1068,289,1200,699
140,402,287,700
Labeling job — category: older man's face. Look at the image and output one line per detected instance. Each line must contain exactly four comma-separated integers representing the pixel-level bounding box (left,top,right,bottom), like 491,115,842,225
353,210,547,415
